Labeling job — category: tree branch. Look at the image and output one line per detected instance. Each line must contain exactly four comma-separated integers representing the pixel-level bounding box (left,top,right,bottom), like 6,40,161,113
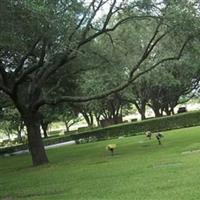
102,0,117,30
0,84,11,95
80,0,106,42
129,36,191,83
33,36,191,110
15,38,41,74
36,13,158,87
0,65,11,95
129,20,169,79
0,65,8,86
78,15,158,48
68,0,108,41
13,39,47,92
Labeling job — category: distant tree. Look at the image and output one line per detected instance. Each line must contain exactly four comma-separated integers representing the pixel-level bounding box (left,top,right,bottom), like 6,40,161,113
54,104,81,133
146,49,200,117
0,107,24,143
95,93,124,125
38,106,58,138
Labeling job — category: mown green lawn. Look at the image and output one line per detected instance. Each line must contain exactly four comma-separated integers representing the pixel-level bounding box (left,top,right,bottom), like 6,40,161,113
1,126,200,200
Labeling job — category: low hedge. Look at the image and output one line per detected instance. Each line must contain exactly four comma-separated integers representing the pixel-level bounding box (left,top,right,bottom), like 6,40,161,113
0,135,72,155
70,111,200,141
1,111,200,154
0,144,28,155
43,135,71,146
48,130,62,136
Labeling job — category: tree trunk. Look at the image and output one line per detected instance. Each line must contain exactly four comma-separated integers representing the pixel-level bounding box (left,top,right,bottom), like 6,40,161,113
7,131,11,141
89,112,94,126
17,121,24,143
164,105,171,116
82,112,94,127
43,128,48,138
152,107,162,117
95,114,101,127
140,102,146,120
141,112,146,120
134,101,146,120
64,121,70,132
17,131,23,143
23,112,49,166
41,121,49,138
171,107,175,115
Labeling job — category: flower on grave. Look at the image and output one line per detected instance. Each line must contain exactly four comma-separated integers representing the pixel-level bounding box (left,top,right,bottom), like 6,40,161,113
145,131,152,139
106,144,116,155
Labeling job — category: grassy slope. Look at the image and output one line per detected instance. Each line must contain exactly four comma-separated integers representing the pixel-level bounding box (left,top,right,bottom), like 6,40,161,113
1,126,200,200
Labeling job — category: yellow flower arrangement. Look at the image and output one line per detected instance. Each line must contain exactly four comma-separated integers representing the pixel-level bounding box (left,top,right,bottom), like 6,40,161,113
106,144,116,155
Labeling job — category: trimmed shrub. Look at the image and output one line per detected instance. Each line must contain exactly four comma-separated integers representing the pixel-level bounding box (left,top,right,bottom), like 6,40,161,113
43,135,71,146
70,111,200,141
64,130,77,135
48,130,62,136
78,126,99,132
0,144,28,155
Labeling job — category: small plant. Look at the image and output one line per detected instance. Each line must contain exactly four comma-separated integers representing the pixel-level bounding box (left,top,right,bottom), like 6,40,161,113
88,136,97,142
106,144,116,156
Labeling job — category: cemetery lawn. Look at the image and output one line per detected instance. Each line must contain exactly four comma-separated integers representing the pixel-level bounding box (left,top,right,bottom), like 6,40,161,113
1,126,200,200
